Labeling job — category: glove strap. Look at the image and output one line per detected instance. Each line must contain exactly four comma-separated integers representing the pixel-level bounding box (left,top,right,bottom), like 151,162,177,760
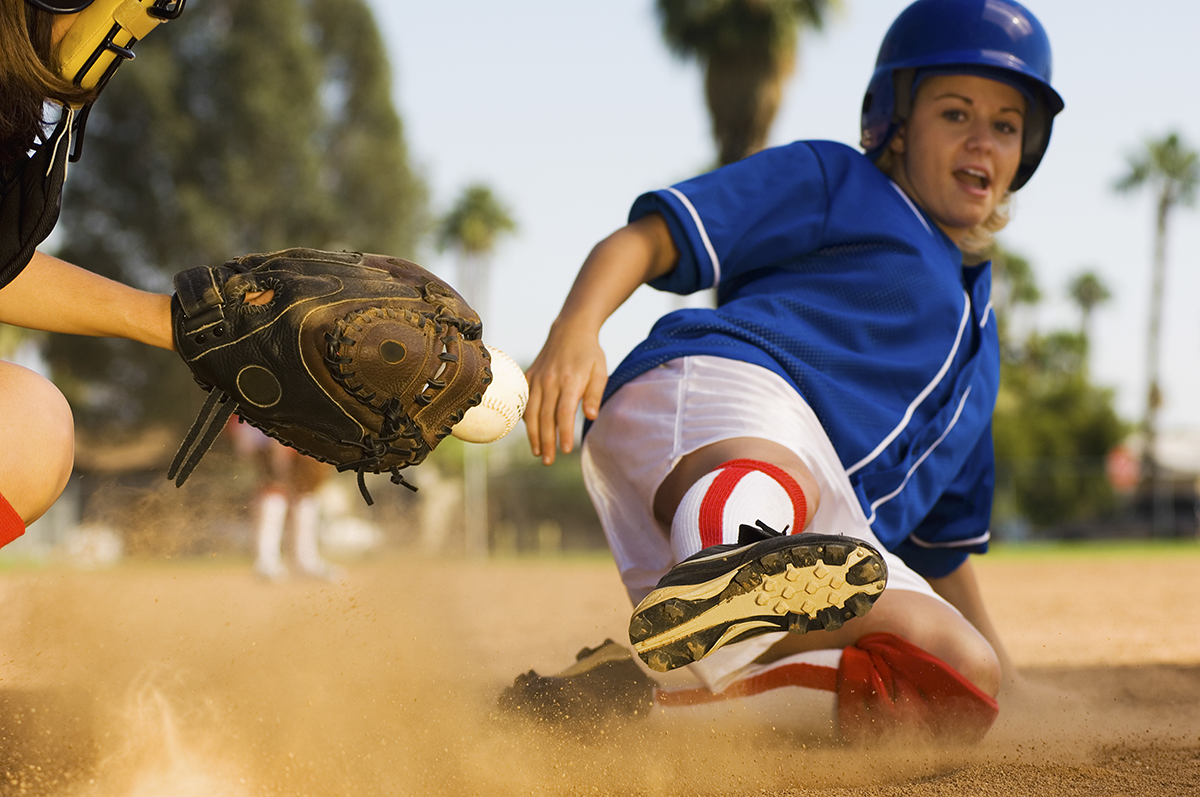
172,266,227,335
168,388,237,486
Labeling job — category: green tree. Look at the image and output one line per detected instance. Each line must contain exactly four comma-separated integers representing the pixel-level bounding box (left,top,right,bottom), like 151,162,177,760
46,0,427,433
989,247,1040,362
1114,132,1199,499
656,0,836,166
989,246,1127,530
436,183,517,317
436,183,517,557
1066,269,1112,352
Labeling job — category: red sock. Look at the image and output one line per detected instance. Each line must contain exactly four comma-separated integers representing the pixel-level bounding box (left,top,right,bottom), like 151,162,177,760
837,632,998,744
0,491,25,548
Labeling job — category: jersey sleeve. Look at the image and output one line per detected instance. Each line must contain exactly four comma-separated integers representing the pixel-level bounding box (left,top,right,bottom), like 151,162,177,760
627,142,830,296
893,424,995,579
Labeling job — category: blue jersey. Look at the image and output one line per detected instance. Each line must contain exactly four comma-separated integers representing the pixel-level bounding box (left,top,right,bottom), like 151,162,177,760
604,140,1000,578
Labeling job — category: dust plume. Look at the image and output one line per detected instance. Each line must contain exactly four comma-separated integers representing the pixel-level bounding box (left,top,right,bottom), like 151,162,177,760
0,550,1194,796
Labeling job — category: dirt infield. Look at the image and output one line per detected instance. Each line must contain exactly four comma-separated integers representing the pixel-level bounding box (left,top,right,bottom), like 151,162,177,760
0,543,1196,796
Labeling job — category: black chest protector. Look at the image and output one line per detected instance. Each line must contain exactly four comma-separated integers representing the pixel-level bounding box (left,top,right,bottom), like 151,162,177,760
0,114,72,290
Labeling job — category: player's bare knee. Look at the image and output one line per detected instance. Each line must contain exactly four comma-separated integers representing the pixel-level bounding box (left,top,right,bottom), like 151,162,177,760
922,625,1002,697
862,595,1001,697
0,364,75,524
953,636,1002,697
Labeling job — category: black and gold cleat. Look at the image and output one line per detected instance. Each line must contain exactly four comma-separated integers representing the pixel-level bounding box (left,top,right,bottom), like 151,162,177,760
628,527,887,673
498,639,657,724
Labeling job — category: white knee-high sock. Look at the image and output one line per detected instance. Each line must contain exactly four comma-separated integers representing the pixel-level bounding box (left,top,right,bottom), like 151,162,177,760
291,495,324,574
255,491,288,577
670,458,809,561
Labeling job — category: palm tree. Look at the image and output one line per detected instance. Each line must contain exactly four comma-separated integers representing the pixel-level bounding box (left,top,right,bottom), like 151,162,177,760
1114,131,1200,533
1067,269,1112,356
436,183,517,557
989,246,1040,361
656,0,836,167
437,183,517,315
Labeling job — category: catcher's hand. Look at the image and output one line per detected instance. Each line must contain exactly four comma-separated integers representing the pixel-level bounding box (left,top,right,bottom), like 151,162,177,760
167,248,492,503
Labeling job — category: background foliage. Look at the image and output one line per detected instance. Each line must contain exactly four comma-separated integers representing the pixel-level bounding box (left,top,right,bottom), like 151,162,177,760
47,0,427,434
989,248,1128,531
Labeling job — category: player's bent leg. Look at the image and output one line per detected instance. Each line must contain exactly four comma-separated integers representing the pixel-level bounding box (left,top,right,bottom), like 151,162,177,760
0,362,74,533
632,441,884,672
756,585,1002,698
502,628,998,745
630,531,887,672
836,631,998,744
643,580,999,742
654,630,998,745
669,456,810,560
652,590,999,744
652,437,821,532
654,647,843,739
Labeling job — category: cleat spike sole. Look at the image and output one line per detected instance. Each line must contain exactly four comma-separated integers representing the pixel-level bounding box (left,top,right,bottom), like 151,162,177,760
628,533,887,672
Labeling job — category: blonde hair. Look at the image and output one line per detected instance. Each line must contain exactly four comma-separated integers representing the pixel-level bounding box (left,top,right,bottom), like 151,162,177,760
872,146,1012,261
0,1,96,164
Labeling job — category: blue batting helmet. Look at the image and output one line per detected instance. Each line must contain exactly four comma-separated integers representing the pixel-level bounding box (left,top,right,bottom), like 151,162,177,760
861,0,1065,191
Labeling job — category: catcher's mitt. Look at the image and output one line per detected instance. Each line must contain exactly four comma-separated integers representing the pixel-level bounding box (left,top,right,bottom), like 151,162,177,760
167,248,492,503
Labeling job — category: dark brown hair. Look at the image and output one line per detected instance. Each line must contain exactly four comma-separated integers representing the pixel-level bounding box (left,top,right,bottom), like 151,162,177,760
0,1,96,164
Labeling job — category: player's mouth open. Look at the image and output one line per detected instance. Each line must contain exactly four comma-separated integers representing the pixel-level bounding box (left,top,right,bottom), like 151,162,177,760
955,168,990,191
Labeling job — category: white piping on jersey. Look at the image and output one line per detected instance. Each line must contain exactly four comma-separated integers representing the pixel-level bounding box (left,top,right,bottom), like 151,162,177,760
846,291,972,477
863,385,972,526
890,182,934,237
46,106,74,178
979,299,994,328
666,187,722,287
906,530,991,549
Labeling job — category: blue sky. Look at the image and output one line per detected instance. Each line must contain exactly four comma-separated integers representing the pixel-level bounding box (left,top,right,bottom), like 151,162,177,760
365,0,1200,435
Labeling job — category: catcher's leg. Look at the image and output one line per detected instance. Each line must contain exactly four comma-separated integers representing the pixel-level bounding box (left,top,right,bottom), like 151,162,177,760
0,362,74,536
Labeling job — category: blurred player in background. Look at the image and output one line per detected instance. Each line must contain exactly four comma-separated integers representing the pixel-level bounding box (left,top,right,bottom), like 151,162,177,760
228,420,341,582
0,1,183,547
514,0,1064,744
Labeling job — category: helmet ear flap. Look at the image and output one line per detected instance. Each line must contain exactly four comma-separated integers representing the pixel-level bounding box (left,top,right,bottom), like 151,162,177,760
1010,87,1049,191
860,71,894,153
891,68,916,126
861,68,914,158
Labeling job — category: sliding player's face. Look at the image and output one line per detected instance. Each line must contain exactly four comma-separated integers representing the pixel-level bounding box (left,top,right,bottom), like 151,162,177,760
888,74,1026,245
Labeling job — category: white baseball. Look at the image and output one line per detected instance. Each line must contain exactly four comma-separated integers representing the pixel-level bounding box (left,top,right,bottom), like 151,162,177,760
451,346,528,444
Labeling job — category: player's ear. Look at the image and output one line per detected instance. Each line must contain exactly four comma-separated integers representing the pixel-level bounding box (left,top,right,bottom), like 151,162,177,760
889,122,908,155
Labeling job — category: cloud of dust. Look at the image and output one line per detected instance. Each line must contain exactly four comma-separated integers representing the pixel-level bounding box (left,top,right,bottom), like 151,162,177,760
82,683,254,797
0,555,1194,797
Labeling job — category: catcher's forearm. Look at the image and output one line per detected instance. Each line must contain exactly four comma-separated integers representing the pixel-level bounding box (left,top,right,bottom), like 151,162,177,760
0,251,175,351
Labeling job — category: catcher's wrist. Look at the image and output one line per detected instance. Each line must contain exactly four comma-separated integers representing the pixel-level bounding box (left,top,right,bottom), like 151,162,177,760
142,293,177,352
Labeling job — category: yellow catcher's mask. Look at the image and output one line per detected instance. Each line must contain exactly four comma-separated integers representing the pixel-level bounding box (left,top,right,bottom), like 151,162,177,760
51,0,185,94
